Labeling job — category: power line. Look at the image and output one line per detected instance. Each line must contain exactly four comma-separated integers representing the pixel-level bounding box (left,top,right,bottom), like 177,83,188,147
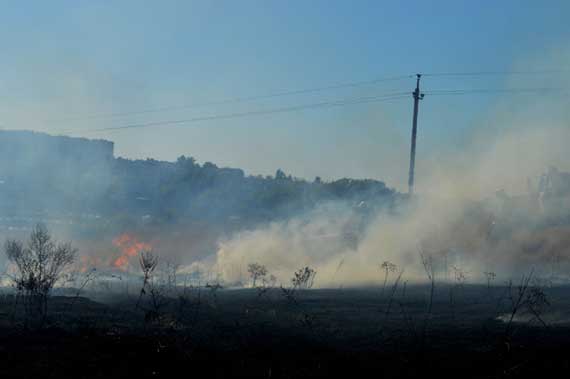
424,87,569,96
48,85,570,134
422,69,570,77
37,69,570,123
67,92,410,134
49,74,413,123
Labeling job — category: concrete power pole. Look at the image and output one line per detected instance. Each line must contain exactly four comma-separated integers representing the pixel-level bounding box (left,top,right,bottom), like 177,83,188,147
408,74,424,195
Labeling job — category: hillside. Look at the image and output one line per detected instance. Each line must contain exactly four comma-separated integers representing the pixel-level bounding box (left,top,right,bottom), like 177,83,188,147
0,130,398,228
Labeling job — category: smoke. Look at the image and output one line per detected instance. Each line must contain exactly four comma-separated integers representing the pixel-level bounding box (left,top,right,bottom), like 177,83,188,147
1,42,569,289
211,126,570,287
215,202,361,285
211,52,570,287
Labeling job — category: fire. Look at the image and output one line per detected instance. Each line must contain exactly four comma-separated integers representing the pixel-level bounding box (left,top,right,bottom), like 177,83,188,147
112,233,153,271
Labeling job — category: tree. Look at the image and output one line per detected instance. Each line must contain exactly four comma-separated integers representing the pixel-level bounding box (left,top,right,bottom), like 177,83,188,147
247,263,267,287
4,224,76,321
275,169,287,180
176,155,197,167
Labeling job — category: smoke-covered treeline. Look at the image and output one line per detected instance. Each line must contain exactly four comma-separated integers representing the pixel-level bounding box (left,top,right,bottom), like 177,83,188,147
112,155,396,224
0,130,114,214
0,130,397,228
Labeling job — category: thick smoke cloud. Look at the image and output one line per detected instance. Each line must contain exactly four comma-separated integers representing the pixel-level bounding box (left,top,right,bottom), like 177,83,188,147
2,49,570,289
215,202,361,286
212,128,570,287
211,57,570,287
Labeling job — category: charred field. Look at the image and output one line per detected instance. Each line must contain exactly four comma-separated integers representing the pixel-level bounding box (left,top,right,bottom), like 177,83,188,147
2,284,570,378
0,131,569,378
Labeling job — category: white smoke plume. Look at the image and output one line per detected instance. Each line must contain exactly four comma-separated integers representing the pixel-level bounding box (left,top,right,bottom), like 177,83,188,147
211,54,570,287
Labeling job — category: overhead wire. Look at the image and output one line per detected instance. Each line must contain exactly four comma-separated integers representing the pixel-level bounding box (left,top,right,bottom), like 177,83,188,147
49,74,414,123
67,91,411,134
422,69,570,77
20,68,570,135
424,87,569,96
37,69,570,125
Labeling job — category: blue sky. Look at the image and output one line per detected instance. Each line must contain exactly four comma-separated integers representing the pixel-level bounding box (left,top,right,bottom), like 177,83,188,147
1,1,569,189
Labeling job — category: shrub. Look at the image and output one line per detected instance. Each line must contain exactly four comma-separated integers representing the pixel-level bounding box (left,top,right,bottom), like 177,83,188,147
4,224,76,323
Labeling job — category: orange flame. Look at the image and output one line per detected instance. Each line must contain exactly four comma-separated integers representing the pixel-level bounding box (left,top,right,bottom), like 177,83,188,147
111,233,152,271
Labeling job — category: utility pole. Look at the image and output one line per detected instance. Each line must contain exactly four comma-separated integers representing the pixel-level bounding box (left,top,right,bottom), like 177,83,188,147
408,74,424,195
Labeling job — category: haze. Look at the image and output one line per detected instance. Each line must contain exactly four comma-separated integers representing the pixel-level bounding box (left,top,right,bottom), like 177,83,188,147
1,1,569,190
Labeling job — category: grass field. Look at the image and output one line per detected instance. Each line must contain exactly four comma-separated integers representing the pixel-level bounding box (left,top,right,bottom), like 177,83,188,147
1,284,570,378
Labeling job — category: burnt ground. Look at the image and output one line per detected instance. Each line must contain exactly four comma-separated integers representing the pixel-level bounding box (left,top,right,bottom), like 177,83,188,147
1,285,570,378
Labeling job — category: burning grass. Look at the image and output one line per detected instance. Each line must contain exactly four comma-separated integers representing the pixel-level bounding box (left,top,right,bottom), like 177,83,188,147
111,233,154,271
